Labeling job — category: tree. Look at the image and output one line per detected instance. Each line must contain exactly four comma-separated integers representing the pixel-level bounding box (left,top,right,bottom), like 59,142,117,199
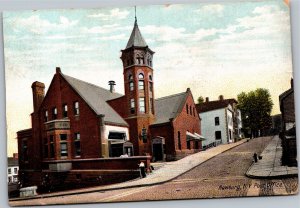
197,96,204,104
237,88,273,138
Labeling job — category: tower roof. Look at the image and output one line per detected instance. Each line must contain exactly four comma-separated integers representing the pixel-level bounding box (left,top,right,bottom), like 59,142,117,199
125,18,147,49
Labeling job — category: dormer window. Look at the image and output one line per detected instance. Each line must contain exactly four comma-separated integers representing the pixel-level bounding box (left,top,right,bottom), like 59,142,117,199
74,101,79,115
138,73,144,90
52,107,57,119
44,110,48,122
63,104,68,118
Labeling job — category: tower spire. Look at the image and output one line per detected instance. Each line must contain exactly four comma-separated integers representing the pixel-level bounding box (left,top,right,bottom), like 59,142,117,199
134,6,137,23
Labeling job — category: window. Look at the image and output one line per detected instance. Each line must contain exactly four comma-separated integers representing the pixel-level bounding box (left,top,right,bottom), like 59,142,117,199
139,80,144,90
60,134,68,157
193,108,195,117
74,101,79,115
215,117,220,126
62,104,68,117
186,104,189,114
129,81,134,91
129,75,134,91
149,82,153,92
22,139,28,162
14,168,18,174
139,97,145,113
130,98,135,114
190,106,192,115
178,131,181,150
49,135,55,158
52,107,57,119
43,138,48,158
138,73,144,90
187,141,191,149
215,131,222,140
44,110,48,122
8,168,11,174
149,98,153,113
74,133,81,157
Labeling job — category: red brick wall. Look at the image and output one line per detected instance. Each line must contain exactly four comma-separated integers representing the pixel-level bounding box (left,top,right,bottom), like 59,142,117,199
172,90,201,157
38,72,101,160
150,124,174,156
107,96,127,118
282,91,295,124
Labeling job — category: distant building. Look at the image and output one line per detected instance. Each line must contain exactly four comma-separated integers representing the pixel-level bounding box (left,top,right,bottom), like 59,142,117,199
279,78,297,167
16,17,202,189
196,96,242,149
7,154,19,184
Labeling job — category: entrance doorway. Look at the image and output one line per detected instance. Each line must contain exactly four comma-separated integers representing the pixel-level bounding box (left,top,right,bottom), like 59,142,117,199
152,137,165,162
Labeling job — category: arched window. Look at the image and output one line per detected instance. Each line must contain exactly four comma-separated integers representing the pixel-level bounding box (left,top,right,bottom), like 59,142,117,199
138,73,144,90
129,75,134,91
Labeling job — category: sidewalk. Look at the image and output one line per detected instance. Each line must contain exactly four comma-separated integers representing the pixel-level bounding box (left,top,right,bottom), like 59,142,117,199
246,135,298,178
10,139,246,201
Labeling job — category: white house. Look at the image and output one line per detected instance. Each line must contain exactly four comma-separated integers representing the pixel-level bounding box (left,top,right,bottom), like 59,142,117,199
7,155,19,184
196,95,242,149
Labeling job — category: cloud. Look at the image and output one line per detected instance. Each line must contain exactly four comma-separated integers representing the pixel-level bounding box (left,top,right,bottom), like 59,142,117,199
88,8,129,20
195,4,224,16
82,24,130,34
10,15,78,35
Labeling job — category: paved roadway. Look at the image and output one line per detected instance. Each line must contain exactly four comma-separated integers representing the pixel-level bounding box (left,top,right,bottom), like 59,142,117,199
10,137,298,206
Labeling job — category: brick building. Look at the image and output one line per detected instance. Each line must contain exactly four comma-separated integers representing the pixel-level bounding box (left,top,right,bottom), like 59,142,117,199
279,78,297,167
17,18,201,188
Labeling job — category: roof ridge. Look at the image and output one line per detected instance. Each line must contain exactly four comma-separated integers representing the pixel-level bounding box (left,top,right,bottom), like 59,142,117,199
62,73,123,97
155,91,186,101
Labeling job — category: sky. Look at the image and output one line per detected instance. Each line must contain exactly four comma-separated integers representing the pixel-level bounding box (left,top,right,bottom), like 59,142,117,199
3,0,293,156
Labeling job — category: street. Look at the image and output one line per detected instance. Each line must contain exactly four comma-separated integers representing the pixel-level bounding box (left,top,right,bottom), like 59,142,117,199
10,137,298,206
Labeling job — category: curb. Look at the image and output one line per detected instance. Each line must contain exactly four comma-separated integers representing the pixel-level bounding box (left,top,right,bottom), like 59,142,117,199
9,139,248,202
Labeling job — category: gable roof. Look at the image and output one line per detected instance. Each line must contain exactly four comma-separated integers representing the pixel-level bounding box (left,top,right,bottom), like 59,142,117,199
126,19,147,49
153,91,188,125
196,99,237,113
61,73,128,126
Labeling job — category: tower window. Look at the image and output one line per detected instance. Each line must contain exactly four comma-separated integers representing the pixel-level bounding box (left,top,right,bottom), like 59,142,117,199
52,107,57,119
139,97,145,113
74,101,79,115
138,73,144,90
149,98,153,113
186,104,189,114
129,75,134,91
62,104,68,117
130,98,135,114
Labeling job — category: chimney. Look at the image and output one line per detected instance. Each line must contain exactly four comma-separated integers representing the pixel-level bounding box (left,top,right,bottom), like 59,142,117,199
205,97,209,102
31,81,45,113
219,95,224,100
291,78,294,89
108,80,116,93
56,67,61,74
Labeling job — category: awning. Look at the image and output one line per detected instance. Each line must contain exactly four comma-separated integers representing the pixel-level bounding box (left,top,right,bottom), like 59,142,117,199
186,131,206,141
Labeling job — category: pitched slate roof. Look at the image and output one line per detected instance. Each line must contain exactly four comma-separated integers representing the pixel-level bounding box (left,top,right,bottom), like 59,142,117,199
126,19,147,49
153,91,188,125
61,74,128,126
196,99,237,113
